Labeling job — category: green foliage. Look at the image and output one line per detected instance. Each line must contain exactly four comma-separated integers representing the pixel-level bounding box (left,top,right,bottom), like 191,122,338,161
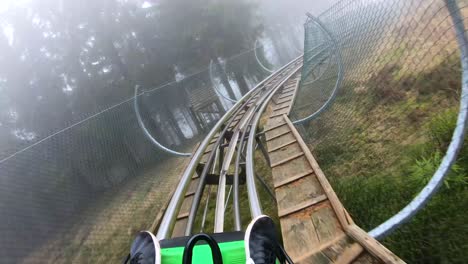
428,109,459,151
309,56,468,263
327,107,468,263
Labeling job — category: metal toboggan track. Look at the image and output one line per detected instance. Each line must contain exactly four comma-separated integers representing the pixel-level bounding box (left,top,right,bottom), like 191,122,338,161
155,56,404,263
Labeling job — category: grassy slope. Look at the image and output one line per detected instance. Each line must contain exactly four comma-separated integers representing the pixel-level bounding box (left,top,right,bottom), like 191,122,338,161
302,56,468,263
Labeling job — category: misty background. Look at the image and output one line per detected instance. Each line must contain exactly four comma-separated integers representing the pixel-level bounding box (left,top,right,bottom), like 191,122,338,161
0,0,338,262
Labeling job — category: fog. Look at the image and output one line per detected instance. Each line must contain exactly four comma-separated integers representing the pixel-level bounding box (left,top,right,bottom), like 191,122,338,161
0,0,338,262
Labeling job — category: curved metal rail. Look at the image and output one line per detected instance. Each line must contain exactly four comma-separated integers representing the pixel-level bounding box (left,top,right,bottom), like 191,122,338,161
254,39,275,73
293,13,344,125
209,60,238,103
134,86,192,157
245,64,303,218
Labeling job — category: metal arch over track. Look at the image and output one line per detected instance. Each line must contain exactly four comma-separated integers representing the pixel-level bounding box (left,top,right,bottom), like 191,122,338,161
292,13,345,125
209,60,238,103
134,86,192,157
254,39,275,73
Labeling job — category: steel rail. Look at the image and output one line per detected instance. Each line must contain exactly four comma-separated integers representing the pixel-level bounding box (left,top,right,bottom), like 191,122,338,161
156,55,303,239
214,106,253,233
369,0,468,240
245,62,303,218
214,107,255,233
185,59,302,235
184,96,254,236
134,86,192,157
185,60,301,235
233,120,253,230
293,13,344,125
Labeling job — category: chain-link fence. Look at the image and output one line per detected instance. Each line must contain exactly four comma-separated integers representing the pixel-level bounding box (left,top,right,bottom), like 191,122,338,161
0,24,301,263
291,0,468,262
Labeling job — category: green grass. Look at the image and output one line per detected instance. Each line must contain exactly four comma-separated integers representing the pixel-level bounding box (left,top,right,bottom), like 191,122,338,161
303,57,467,263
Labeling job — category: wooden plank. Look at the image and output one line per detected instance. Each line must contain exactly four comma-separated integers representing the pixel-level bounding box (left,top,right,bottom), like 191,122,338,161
346,225,405,264
272,104,290,112
287,76,301,115
261,68,400,264
283,115,349,228
185,190,195,197
278,92,294,99
280,209,321,260
344,209,355,226
310,202,345,244
276,97,293,105
282,86,296,91
172,218,188,237
178,195,193,215
281,203,345,261
268,139,297,153
263,122,287,133
270,110,290,118
274,170,313,188
275,174,325,214
265,124,291,140
269,143,302,165
272,101,291,110
271,155,310,184
280,90,294,96
266,130,291,141
270,152,304,168
296,252,333,264
278,194,327,217
352,252,382,264
176,212,189,220
334,244,364,264
269,115,286,124
295,234,347,263
187,177,199,195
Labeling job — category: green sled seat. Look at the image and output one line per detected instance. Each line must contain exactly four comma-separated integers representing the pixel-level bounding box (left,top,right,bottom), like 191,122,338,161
123,215,292,264
161,232,245,264
123,231,245,264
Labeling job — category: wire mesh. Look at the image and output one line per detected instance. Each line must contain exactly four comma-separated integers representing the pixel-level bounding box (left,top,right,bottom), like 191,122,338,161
291,0,468,262
0,2,302,261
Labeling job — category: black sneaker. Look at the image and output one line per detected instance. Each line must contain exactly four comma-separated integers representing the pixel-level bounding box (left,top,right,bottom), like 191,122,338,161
244,215,293,264
124,231,161,264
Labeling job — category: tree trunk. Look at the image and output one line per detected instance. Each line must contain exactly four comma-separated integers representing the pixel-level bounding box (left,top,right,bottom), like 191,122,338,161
163,103,186,144
270,33,289,65
234,70,250,95
189,106,206,133
139,99,171,147
214,58,237,100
